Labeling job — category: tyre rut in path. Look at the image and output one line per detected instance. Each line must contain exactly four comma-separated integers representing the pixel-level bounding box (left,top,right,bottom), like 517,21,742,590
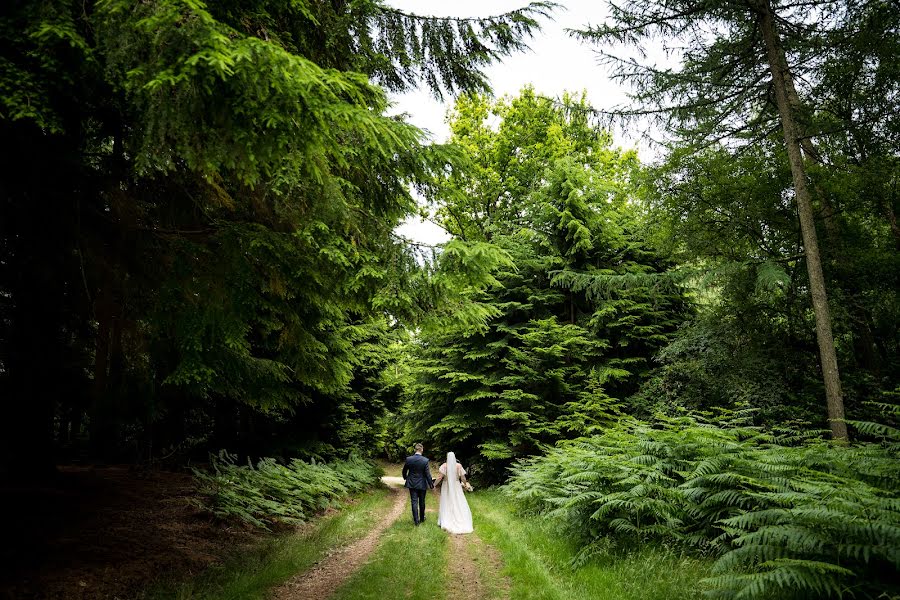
270,477,407,600
447,534,484,600
438,487,510,600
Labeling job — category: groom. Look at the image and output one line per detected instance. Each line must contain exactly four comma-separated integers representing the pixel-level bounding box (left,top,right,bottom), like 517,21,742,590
402,443,435,526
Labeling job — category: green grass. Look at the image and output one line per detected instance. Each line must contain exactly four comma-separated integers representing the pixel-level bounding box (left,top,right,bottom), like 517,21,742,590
470,490,712,600
155,482,709,600
466,532,510,600
332,514,449,600
143,486,395,600
375,459,402,478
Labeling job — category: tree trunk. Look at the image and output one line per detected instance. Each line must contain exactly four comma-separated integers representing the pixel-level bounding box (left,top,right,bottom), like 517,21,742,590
1,123,72,477
757,0,848,440
4,261,62,477
568,291,576,325
93,287,112,403
90,285,115,457
214,397,237,451
850,304,879,373
883,197,900,248
69,405,83,444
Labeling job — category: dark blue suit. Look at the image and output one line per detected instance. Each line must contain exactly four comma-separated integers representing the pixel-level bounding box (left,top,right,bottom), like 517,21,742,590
402,453,434,524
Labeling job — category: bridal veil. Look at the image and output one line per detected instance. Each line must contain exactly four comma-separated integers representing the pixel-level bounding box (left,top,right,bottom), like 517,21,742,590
438,451,473,534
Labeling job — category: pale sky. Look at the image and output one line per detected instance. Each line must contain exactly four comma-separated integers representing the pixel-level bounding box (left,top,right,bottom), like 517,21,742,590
389,0,636,246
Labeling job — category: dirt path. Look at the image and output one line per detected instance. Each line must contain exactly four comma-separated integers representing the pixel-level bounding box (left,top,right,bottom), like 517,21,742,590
447,533,483,600
270,476,407,600
272,470,508,600
439,492,509,600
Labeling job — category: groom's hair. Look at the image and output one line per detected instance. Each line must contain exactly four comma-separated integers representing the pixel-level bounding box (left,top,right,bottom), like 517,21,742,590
414,443,424,453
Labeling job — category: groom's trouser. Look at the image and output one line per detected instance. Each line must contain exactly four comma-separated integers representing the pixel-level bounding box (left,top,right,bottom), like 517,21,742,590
409,488,427,523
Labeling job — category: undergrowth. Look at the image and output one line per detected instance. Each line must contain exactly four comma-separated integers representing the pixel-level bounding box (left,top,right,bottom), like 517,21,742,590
504,409,900,599
145,486,394,599
471,490,710,600
192,451,379,528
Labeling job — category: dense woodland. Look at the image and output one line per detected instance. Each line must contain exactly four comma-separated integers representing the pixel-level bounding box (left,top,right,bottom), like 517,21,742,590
1,0,899,598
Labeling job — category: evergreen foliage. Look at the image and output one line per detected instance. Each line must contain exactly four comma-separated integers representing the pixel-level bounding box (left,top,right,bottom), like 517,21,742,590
635,139,900,427
192,451,379,529
0,0,551,470
505,413,900,599
363,2,557,99
402,91,690,480
573,0,900,439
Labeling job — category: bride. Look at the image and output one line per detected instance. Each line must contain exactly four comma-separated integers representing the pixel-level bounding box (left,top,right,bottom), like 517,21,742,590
434,452,473,534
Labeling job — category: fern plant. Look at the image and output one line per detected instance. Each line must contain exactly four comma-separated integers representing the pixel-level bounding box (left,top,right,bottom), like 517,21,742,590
192,451,379,529
504,412,900,599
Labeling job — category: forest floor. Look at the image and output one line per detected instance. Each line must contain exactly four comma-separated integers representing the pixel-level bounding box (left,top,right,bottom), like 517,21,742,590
0,465,262,600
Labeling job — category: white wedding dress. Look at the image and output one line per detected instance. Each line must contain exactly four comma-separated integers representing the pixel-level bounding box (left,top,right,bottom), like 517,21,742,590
437,452,473,534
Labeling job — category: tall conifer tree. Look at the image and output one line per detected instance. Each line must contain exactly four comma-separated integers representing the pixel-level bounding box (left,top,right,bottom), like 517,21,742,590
404,91,689,479
0,0,553,472
573,0,899,439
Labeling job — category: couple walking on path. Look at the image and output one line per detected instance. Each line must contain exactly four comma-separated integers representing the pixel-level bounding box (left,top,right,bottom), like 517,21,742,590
402,443,473,534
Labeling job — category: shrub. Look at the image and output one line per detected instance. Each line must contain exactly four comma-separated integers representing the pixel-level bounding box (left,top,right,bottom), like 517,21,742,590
504,412,900,599
192,451,380,529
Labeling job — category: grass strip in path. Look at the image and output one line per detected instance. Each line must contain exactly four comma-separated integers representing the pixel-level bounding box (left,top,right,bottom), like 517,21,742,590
469,491,711,600
448,531,510,600
438,483,509,600
144,486,395,600
332,490,448,600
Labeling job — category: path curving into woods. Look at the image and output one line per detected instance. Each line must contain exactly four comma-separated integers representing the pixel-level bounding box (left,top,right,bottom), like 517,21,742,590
269,470,509,600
